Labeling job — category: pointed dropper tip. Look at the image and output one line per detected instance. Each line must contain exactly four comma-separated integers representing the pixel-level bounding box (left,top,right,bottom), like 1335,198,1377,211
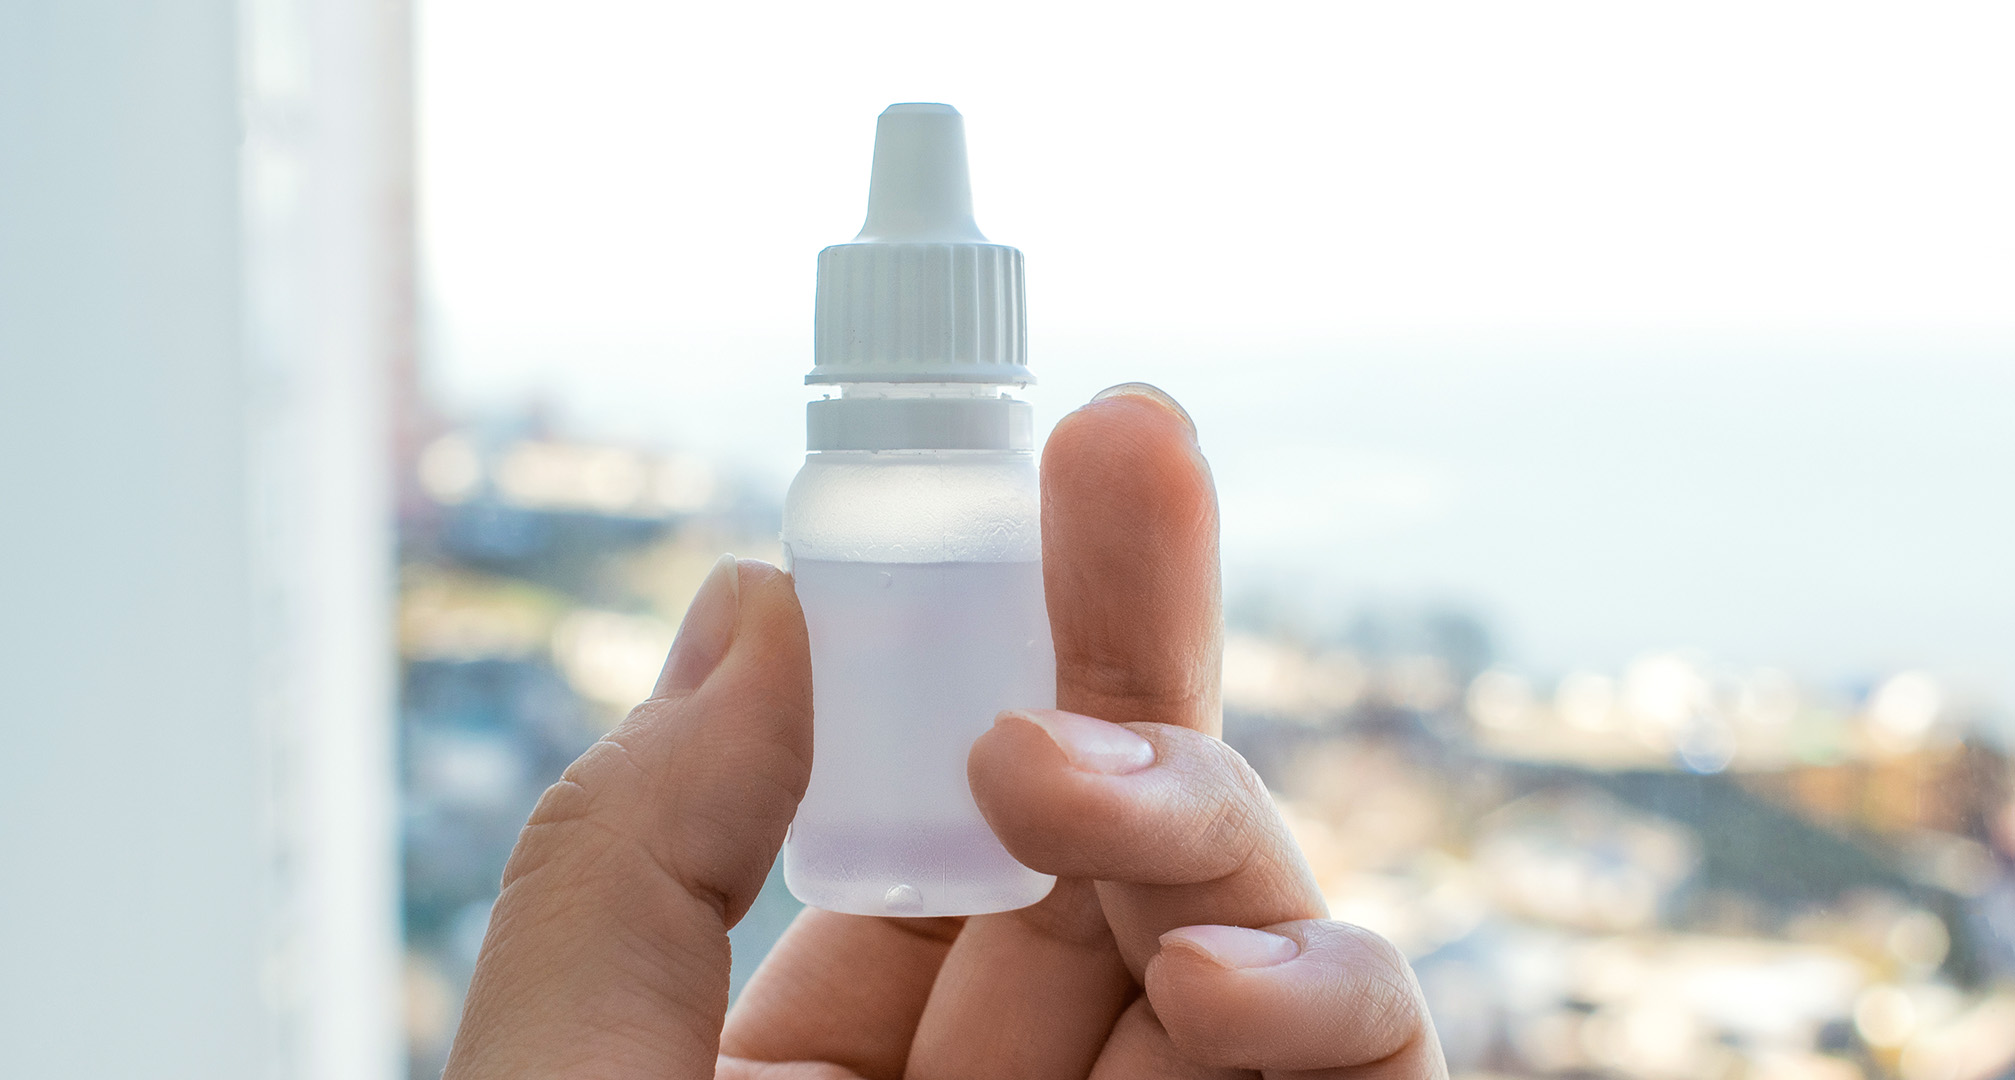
853,102,989,244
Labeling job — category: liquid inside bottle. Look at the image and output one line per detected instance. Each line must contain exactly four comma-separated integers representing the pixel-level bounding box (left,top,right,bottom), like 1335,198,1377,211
783,558,1058,916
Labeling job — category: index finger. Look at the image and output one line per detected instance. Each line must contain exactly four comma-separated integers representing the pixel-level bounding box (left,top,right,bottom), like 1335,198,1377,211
1042,383,1223,734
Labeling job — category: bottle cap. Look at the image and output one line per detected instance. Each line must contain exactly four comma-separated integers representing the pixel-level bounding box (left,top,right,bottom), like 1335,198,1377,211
808,104,1031,385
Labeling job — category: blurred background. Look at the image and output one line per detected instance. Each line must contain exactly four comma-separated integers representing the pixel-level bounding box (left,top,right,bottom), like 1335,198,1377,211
4,2,2012,1078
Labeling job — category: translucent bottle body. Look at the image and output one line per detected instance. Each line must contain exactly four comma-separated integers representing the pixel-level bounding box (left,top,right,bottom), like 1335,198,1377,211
781,450,1058,916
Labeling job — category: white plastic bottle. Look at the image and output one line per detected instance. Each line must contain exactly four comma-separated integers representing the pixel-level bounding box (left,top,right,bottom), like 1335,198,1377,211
780,104,1058,917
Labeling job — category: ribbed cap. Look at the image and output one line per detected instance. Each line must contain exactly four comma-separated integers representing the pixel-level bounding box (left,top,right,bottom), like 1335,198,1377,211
808,104,1031,385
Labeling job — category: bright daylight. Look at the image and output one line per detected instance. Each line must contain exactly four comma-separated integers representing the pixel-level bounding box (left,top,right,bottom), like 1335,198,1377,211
5,3,2013,1080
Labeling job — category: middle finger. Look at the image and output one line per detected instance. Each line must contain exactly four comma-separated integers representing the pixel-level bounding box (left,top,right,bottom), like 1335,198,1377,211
968,708,1327,975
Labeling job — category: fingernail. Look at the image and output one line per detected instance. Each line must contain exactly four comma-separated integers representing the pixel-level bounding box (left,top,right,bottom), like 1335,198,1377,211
1161,925,1301,969
660,554,739,694
1090,382,1197,443
1003,708,1155,775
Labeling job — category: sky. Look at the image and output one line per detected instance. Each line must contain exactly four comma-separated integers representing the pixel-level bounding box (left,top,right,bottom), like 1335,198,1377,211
415,0,2015,698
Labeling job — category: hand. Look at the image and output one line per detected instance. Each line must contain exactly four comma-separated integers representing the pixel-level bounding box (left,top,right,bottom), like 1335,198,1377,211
444,386,1447,1079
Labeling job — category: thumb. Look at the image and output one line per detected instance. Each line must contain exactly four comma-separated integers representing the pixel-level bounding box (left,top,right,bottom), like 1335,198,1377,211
446,556,813,1079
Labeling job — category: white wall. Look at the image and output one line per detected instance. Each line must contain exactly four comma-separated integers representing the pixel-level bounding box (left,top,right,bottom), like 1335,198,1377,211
0,2,401,1076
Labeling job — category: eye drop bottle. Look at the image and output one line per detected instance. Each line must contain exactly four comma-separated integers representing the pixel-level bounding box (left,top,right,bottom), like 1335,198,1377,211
780,104,1058,917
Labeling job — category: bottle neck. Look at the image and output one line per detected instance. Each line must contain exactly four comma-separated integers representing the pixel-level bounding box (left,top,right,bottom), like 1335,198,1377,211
807,382,1033,452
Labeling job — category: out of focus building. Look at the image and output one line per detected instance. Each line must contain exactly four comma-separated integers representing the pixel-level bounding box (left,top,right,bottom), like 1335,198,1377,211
1222,627,2015,1080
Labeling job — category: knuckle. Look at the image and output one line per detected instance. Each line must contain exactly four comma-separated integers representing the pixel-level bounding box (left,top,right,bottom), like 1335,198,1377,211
499,729,659,892
497,739,633,889
1330,923,1430,1058
498,794,618,893
1056,649,1215,728
528,739,629,825
1192,787,1261,879
1183,739,1272,881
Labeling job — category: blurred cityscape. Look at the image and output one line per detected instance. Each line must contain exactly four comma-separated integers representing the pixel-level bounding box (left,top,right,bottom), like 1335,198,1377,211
394,416,2015,1080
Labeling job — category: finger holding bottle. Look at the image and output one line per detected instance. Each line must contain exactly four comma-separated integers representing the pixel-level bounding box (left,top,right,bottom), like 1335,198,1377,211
447,557,815,1079
968,711,1442,1078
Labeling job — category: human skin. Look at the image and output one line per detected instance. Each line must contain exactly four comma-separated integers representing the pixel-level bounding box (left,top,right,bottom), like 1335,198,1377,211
444,385,1448,1079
